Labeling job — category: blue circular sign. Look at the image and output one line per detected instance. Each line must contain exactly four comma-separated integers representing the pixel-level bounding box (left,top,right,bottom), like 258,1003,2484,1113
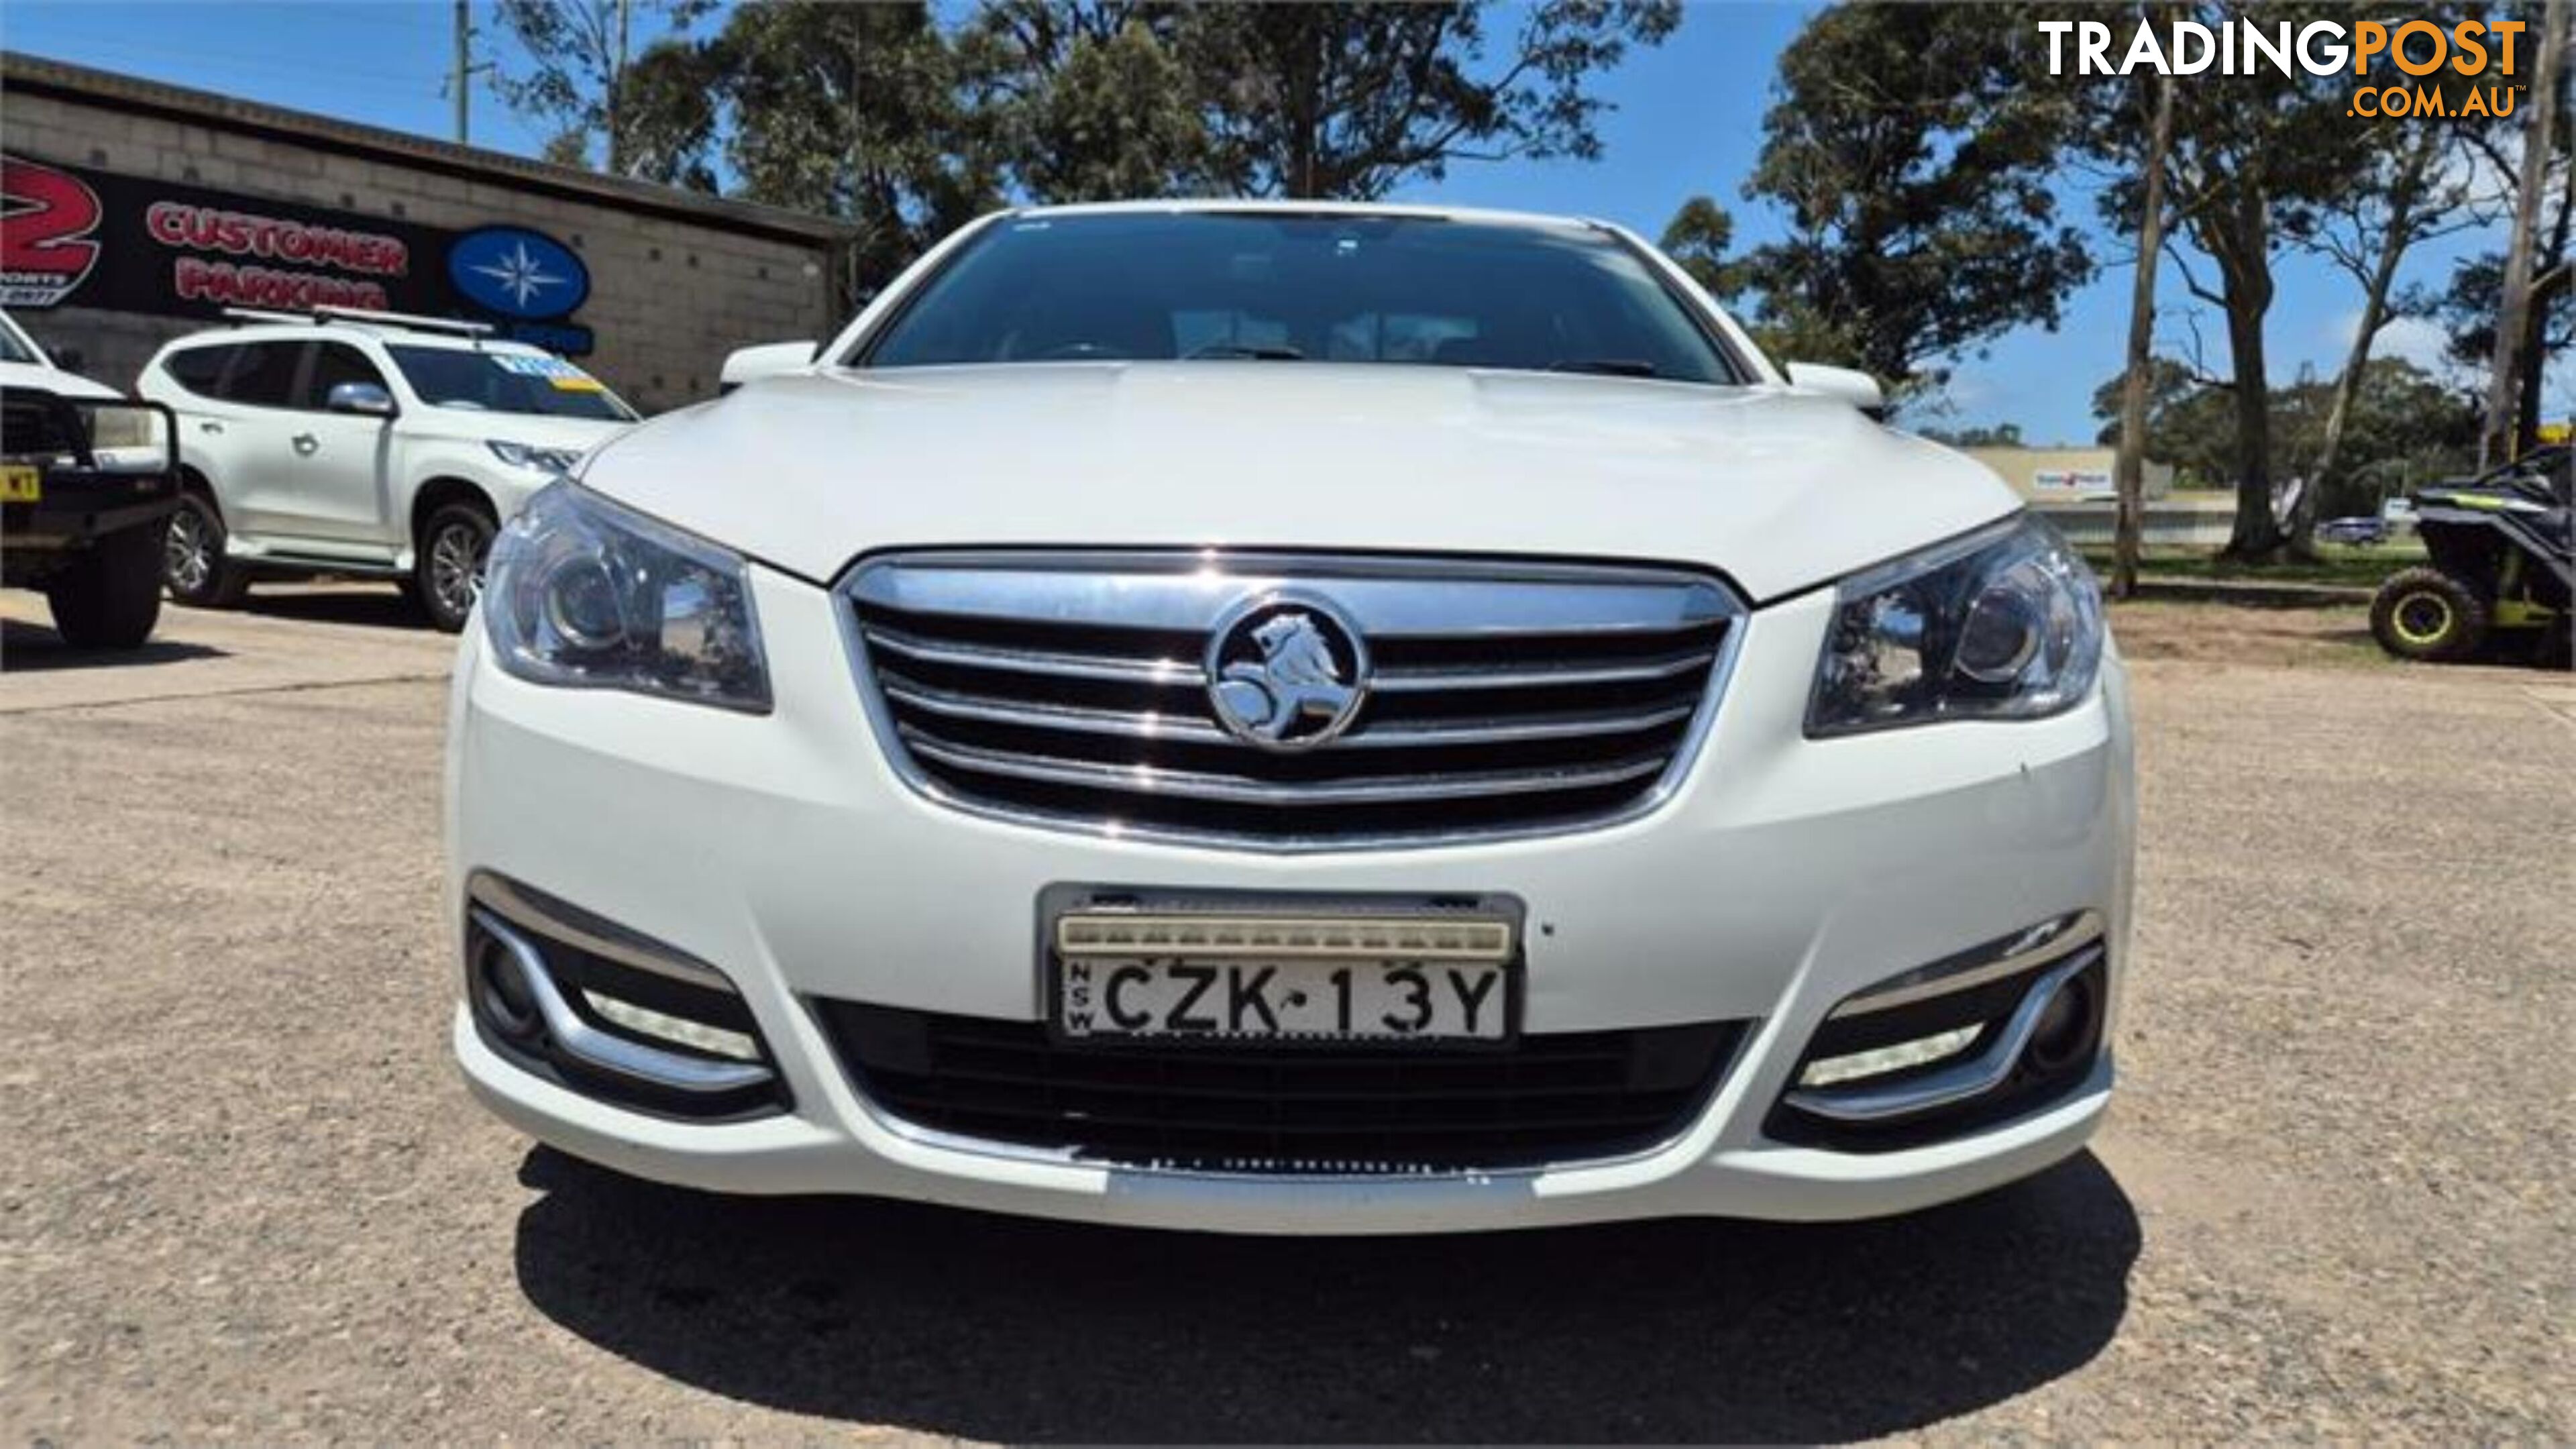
446,225,590,321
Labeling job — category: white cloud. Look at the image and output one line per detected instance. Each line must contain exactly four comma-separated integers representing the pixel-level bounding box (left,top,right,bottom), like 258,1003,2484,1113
2374,314,2459,375
2326,309,2471,387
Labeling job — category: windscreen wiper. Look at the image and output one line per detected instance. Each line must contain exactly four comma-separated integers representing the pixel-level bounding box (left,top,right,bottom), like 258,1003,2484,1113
1185,343,1306,361
1549,358,1660,378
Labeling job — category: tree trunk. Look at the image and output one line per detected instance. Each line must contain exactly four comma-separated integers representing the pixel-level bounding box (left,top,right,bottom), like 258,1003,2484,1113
2300,133,2435,555
2113,67,2176,600
2483,0,2567,464
2220,265,2279,557
606,0,633,175
1284,9,1322,198
2516,258,2567,447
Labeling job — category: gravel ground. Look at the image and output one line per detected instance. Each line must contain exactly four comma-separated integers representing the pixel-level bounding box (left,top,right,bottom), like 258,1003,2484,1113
3,590,2569,1442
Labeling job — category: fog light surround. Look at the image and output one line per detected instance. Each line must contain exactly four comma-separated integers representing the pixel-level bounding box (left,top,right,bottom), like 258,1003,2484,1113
1768,911,2111,1152
461,873,787,1118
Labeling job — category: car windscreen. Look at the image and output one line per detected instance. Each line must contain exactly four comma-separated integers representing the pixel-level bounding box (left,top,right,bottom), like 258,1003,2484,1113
859,212,1744,385
386,346,636,421
0,319,40,366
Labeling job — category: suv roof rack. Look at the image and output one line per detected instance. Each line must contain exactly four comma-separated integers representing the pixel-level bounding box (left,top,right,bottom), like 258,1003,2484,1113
219,305,496,339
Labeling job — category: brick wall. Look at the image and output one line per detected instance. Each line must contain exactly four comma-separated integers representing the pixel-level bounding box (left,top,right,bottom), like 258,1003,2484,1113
3,90,839,415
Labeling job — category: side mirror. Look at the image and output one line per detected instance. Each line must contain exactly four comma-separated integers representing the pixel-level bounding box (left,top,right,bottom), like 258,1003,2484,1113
51,345,85,375
327,381,397,417
1784,362,1886,420
720,339,818,393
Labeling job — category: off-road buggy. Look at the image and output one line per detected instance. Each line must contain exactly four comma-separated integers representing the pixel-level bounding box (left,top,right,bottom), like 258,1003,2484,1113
2370,446,2572,666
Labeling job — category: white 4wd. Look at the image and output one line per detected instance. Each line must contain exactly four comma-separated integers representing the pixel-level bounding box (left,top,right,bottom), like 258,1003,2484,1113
136,308,637,631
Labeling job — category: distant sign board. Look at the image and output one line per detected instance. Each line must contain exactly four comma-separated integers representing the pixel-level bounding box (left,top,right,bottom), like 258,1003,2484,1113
2033,468,2116,497
0,152,593,354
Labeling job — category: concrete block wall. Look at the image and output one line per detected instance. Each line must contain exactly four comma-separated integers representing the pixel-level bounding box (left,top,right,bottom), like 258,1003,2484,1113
3,90,838,415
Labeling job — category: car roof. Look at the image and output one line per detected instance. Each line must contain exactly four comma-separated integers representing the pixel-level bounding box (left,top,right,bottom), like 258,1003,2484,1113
1004,198,1614,235
162,323,543,356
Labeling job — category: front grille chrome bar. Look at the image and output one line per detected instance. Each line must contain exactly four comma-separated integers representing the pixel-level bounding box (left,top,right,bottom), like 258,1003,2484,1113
858,623,1725,694
879,668,1700,749
863,623,1200,686
837,549,1746,850
900,729,1673,806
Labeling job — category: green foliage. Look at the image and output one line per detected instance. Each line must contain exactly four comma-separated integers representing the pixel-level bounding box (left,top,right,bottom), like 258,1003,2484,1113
581,1,1675,299
491,0,714,174
967,1,1685,203
1034,25,1205,199
2277,358,2483,515
1713,3,2092,402
2091,356,2481,515
964,2,1211,203
2077,543,2427,591
2440,252,2575,382
1177,1,1679,199
716,1,1005,298
618,40,722,191
2082,2,2387,553
1656,195,1740,301
1916,421,2027,449
2090,359,2236,487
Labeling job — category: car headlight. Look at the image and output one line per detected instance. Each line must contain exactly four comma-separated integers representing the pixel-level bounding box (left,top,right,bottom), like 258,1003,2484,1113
1807,513,2102,737
482,482,770,712
488,439,584,474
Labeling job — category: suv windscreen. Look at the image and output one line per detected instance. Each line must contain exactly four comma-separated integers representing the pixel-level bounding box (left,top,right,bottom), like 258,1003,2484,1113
860,212,1744,385
386,346,635,421
0,322,38,366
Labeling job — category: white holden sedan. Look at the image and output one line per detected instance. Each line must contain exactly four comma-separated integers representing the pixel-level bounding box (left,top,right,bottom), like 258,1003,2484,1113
446,202,2133,1234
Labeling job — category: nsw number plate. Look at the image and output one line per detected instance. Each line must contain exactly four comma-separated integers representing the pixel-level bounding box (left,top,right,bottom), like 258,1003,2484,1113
1051,908,1517,1044
0,464,38,504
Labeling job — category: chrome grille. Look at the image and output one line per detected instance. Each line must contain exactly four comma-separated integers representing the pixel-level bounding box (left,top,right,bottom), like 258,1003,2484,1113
839,551,1743,849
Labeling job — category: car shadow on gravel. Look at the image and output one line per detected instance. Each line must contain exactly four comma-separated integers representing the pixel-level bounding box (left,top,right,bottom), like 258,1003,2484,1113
239,586,425,631
511,1146,2137,1442
0,617,226,671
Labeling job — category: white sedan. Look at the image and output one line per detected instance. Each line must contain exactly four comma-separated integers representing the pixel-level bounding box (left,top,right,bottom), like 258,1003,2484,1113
445,202,2133,1234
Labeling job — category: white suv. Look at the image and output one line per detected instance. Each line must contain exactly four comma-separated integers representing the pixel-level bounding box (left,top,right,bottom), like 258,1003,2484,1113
449,203,2133,1234
136,309,637,631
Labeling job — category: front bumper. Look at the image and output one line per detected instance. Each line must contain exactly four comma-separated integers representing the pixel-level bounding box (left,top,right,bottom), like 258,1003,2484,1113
446,564,2135,1234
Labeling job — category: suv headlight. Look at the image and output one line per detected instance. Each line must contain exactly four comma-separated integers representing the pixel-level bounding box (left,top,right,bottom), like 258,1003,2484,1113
1807,514,2102,737
483,483,770,712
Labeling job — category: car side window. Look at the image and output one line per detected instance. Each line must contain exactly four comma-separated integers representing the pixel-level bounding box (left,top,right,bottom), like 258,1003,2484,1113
300,342,387,410
161,344,235,398
222,341,307,409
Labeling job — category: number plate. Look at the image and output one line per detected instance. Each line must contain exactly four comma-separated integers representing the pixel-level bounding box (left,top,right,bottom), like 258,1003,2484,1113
1049,906,1519,1045
1058,957,1512,1043
0,464,39,504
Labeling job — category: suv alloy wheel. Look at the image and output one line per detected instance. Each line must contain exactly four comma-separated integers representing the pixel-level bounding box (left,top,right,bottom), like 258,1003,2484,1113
415,500,496,633
162,492,248,608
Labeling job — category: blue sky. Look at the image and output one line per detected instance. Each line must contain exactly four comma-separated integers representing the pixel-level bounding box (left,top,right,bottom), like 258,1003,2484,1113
3,1,2514,442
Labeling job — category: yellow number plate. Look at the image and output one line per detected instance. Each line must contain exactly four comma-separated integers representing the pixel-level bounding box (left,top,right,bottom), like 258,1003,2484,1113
0,464,39,504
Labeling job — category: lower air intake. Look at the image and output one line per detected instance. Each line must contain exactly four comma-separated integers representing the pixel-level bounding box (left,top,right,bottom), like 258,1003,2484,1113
817,1002,1750,1175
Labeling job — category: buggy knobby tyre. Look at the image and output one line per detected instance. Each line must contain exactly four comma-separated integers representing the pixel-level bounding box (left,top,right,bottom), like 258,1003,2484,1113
2370,566,2489,662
